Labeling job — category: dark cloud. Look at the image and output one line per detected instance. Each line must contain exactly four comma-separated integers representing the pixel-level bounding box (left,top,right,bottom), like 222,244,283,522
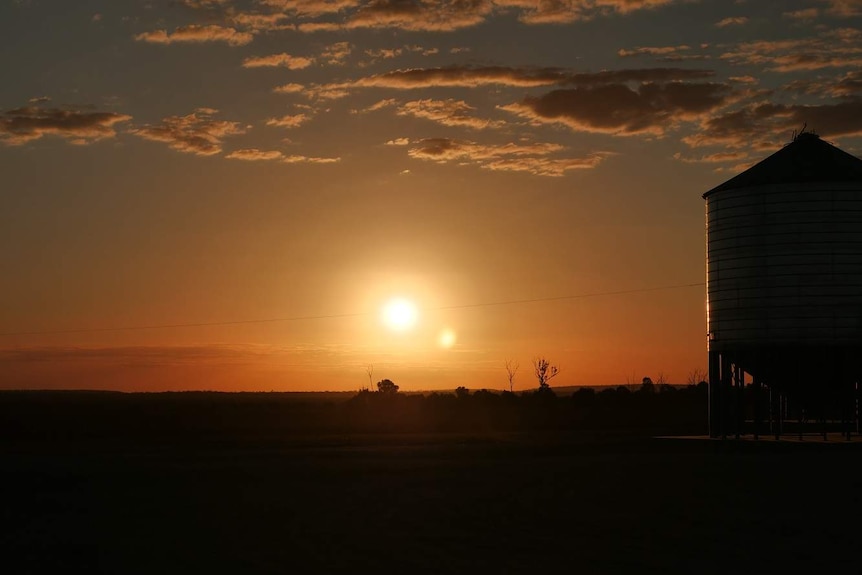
502,82,734,135
684,98,862,149
0,106,131,145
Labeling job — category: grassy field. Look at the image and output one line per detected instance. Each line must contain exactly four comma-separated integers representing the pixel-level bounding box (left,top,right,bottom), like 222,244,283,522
4,424,861,574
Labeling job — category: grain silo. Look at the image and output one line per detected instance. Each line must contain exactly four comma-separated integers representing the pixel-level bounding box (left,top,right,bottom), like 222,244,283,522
704,132,862,439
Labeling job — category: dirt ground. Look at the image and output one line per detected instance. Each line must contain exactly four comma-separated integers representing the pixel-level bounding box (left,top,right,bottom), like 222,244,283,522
3,431,860,574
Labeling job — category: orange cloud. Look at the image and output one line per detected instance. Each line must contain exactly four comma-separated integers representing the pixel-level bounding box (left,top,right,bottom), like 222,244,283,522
720,29,862,72
282,154,341,163
259,0,362,18
273,83,306,94
313,66,714,97
274,0,680,33
135,24,253,46
404,137,611,176
321,41,353,64
243,53,314,69
0,106,131,145
226,148,285,161
396,99,504,130
130,108,245,156
266,113,311,128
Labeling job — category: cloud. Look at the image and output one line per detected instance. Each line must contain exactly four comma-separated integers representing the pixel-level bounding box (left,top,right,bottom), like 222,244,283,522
618,45,690,57
365,47,403,60
321,41,352,64
226,148,285,161
673,150,749,164
282,154,341,163
783,8,819,20
259,0,362,18
273,0,679,33
243,53,314,69
0,106,131,145
308,66,715,100
225,148,341,163
782,71,862,98
683,97,862,150
135,24,253,46
129,108,245,156
385,137,410,145
825,0,862,17
720,29,862,72
273,83,306,94
404,137,611,176
617,45,709,62
502,82,734,136
396,99,505,129
229,12,293,31
266,113,311,128
715,16,748,27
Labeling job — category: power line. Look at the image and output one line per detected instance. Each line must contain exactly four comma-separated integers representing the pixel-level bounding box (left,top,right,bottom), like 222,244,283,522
0,281,705,337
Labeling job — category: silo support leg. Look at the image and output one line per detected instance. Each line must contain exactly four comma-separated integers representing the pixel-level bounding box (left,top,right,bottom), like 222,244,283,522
708,350,720,438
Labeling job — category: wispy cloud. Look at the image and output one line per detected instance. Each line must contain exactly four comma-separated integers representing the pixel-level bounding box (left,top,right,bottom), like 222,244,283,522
226,148,285,161
130,108,245,156
404,137,611,176
720,28,862,72
396,99,505,130
0,105,131,146
266,113,311,128
135,24,253,46
243,53,314,69
715,16,748,27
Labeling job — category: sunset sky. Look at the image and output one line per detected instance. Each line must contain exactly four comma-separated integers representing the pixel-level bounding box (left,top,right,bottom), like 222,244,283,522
2,0,861,391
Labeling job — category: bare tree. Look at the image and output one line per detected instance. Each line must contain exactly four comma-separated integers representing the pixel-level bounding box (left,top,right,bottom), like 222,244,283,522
687,368,708,386
655,372,668,386
532,356,560,389
504,359,519,393
364,364,374,392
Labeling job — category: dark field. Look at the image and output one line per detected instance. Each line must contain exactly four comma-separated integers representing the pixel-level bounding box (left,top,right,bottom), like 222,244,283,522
2,392,860,574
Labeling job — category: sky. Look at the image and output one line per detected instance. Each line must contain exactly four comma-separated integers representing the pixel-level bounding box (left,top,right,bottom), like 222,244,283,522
2,0,861,392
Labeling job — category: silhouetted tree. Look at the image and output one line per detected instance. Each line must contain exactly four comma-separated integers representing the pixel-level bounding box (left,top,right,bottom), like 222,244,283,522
686,368,707,386
641,377,655,394
532,357,560,389
377,379,399,394
455,386,470,399
504,359,519,393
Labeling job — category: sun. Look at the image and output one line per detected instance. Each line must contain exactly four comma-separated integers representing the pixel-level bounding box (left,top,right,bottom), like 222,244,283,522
381,298,418,332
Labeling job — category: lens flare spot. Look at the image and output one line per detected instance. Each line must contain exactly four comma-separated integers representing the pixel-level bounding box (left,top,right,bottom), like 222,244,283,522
438,329,457,348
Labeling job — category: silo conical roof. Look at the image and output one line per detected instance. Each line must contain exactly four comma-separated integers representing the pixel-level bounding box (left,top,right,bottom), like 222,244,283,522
702,132,862,198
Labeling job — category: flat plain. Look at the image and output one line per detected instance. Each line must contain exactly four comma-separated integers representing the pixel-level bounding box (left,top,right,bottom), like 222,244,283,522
2,392,860,574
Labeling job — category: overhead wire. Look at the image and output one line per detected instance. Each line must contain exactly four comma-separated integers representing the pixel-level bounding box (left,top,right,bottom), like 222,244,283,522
0,281,705,337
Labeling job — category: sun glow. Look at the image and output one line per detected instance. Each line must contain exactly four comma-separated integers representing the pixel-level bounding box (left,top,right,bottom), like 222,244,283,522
381,298,418,332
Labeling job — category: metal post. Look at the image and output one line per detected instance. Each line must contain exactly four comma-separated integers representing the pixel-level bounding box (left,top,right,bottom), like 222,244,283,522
721,354,732,440
708,350,720,438
734,365,742,440
752,376,760,440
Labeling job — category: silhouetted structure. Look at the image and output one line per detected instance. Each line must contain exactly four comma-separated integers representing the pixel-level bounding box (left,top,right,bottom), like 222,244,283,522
704,132,862,439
